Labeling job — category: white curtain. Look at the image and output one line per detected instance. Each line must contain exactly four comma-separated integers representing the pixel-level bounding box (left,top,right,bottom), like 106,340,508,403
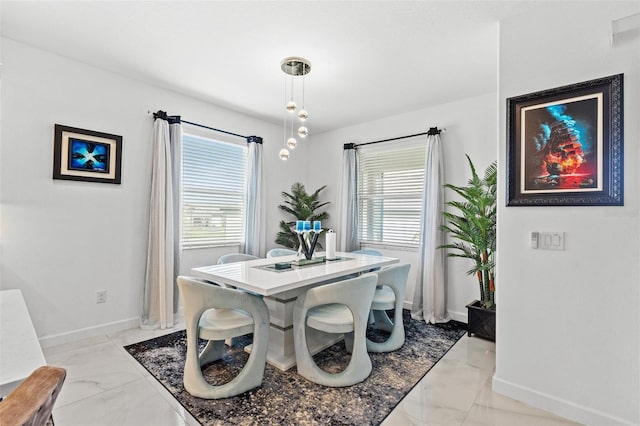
337,145,358,252
244,136,264,256
141,114,182,329
411,133,450,324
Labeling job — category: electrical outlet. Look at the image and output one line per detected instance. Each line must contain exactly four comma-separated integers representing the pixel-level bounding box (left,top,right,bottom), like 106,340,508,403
96,290,107,304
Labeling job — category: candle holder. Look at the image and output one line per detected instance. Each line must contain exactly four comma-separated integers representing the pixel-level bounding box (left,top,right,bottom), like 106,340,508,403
296,229,322,260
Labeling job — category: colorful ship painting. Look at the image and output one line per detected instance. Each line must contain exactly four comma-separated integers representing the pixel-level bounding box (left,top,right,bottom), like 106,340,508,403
524,100,598,191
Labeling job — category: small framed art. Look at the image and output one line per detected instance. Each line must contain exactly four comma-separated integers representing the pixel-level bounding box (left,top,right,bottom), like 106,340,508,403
53,124,122,184
506,74,623,206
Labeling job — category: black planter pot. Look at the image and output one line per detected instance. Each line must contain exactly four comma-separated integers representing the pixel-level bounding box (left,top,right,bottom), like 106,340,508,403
466,300,496,341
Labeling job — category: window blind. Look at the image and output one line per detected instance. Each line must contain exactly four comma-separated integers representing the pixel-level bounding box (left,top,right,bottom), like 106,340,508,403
357,139,426,248
182,134,247,249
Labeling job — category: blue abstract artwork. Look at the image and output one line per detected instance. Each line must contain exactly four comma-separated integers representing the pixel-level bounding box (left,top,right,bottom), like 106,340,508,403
68,138,110,173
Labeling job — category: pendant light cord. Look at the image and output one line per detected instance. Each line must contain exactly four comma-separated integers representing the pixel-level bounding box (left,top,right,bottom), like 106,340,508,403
283,74,287,148
301,74,305,109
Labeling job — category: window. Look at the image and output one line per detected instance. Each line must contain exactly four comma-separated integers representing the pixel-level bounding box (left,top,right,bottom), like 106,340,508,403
182,134,247,249
357,139,426,249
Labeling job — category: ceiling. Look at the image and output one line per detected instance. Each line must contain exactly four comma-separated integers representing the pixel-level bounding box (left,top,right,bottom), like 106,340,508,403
1,1,538,135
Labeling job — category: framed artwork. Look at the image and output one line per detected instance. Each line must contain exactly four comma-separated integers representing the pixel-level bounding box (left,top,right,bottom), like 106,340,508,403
53,124,122,184
506,74,623,206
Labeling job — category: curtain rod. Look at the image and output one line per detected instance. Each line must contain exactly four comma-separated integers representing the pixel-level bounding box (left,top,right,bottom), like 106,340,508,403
150,110,262,143
344,126,444,149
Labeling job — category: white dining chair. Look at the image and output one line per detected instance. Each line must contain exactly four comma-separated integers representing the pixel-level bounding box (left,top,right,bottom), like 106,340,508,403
216,253,261,295
177,276,269,399
217,253,260,264
350,249,383,274
215,252,263,348
293,273,378,387
266,248,297,258
366,263,411,352
351,249,383,256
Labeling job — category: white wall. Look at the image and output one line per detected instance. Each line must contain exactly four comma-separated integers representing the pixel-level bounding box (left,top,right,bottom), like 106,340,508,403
0,35,498,344
306,92,498,321
0,38,308,344
494,3,640,425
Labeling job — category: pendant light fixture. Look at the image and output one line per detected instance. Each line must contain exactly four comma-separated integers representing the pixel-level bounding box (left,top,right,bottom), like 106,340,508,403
280,56,311,160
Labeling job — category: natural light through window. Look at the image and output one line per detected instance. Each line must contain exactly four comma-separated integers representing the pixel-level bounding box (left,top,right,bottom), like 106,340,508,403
181,134,247,249
357,139,426,249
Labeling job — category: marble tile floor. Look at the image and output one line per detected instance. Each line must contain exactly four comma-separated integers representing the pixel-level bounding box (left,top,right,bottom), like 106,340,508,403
44,325,581,426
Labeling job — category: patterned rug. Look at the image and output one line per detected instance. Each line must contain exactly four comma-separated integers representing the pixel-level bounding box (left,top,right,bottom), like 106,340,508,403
124,311,466,426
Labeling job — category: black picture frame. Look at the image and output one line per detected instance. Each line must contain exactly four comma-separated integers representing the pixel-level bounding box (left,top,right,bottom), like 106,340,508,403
506,74,623,206
53,124,122,184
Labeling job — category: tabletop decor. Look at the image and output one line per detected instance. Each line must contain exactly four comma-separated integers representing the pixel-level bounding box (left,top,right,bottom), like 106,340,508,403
53,124,122,184
294,220,323,262
506,74,623,206
124,311,466,426
255,256,351,273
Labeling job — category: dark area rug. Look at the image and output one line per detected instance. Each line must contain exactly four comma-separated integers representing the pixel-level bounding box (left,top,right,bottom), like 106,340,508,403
124,310,466,426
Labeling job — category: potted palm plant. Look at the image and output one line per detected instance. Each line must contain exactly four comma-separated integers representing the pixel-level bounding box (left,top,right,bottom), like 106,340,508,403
276,182,330,249
440,155,497,341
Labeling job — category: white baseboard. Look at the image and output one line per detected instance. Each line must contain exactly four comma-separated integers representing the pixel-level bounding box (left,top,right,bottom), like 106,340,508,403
492,375,637,426
38,307,185,349
38,317,140,348
448,309,467,323
403,302,468,324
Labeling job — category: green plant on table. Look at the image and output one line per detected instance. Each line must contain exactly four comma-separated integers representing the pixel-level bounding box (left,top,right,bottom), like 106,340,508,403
276,182,330,250
440,155,497,310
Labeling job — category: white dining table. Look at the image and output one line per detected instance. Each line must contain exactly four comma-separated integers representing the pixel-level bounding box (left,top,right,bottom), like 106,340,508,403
191,251,398,371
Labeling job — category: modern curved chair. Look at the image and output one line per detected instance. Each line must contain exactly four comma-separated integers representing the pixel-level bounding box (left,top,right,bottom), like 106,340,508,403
266,248,297,258
293,273,378,387
215,252,263,336
350,249,383,275
351,249,383,256
367,263,411,352
217,253,260,264
177,276,269,399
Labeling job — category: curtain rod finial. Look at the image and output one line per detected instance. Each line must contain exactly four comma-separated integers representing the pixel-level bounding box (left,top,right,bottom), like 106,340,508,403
427,127,442,136
153,110,168,120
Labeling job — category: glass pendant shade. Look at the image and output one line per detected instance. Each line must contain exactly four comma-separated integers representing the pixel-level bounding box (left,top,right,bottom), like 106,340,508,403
298,109,308,121
279,148,290,160
287,137,297,149
297,126,308,138
286,101,297,113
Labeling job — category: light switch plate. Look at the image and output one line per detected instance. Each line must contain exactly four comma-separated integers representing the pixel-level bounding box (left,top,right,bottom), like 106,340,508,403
539,232,565,250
